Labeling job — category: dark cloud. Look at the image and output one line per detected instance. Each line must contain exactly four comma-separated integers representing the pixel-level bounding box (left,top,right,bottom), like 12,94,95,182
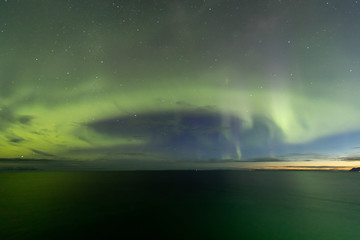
244,157,284,162
68,145,149,157
0,158,82,171
207,157,283,162
0,106,16,130
87,110,231,137
31,149,56,157
283,166,350,169
78,110,284,160
9,137,25,144
31,131,45,136
83,110,240,160
339,156,360,161
7,134,25,144
0,166,39,171
18,115,34,125
0,158,53,163
278,153,329,161
0,106,34,132
176,101,193,108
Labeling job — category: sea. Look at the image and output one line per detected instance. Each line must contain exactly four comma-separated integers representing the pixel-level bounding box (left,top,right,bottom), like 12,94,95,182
1,171,359,239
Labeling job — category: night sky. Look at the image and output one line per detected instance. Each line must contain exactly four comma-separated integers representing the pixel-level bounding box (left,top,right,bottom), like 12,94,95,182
2,0,360,170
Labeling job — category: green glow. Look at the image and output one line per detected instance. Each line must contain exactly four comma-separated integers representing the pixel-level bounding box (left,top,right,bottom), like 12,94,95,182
3,76,360,159
1,1,360,165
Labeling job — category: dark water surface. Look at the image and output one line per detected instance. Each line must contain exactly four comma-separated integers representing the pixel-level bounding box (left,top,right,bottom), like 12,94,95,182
1,171,360,239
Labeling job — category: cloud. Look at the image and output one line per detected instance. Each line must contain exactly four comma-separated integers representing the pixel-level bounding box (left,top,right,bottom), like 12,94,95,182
176,101,193,108
86,110,230,138
244,157,284,162
0,105,16,131
339,156,360,161
73,110,285,161
6,133,25,144
0,158,53,163
18,115,34,125
283,166,350,169
0,158,82,171
31,149,56,157
0,106,35,132
8,137,25,144
207,157,283,162
278,153,330,161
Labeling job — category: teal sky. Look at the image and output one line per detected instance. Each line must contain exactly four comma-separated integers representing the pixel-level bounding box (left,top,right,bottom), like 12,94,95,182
1,0,360,170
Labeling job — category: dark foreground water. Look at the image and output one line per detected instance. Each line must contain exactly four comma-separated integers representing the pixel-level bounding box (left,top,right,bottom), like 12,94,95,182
1,171,360,239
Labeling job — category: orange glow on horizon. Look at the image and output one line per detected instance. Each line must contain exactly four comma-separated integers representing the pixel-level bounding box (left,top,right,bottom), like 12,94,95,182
238,160,360,171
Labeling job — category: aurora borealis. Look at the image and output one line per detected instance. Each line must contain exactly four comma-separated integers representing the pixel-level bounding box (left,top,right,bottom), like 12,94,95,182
2,0,360,170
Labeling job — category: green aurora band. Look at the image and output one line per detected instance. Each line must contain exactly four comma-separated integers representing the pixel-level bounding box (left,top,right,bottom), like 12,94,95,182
1,1,360,168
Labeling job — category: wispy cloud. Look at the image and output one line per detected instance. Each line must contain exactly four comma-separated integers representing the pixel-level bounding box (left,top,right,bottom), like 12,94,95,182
277,153,332,161
243,157,284,162
339,156,360,161
31,149,56,157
